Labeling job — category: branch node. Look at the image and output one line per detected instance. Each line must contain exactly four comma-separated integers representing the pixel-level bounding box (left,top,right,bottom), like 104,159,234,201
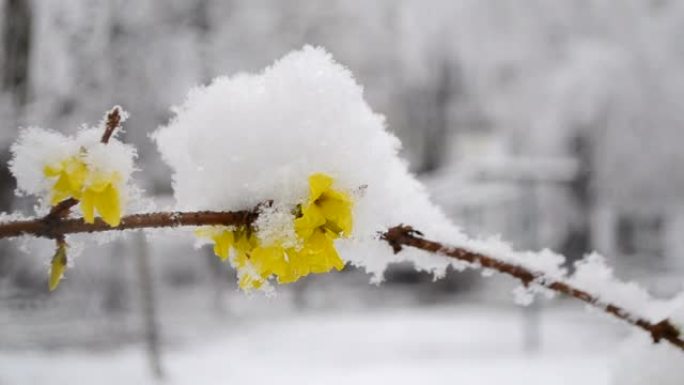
650,320,680,344
380,224,423,254
40,198,80,239
44,198,79,222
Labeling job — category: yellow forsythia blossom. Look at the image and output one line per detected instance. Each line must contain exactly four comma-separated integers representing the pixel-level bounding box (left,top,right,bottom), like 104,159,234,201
197,173,353,290
43,156,87,204
195,225,270,289
43,155,122,226
289,172,351,276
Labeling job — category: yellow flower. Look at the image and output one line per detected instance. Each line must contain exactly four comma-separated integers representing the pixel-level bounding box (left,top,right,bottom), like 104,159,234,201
194,226,232,260
44,156,88,203
296,228,345,273
43,155,123,226
295,173,353,239
81,175,122,226
196,173,353,291
250,245,288,285
195,226,271,290
290,172,352,275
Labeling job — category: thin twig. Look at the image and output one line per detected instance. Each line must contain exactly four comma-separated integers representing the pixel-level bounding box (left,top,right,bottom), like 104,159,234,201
380,225,684,352
101,106,122,144
44,197,79,222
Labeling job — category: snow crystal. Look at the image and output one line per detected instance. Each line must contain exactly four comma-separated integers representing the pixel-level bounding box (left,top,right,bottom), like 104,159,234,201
153,46,460,280
512,285,535,306
254,203,298,249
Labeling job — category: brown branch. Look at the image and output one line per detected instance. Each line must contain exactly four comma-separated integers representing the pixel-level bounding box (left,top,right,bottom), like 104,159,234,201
381,225,684,352
44,197,79,222
0,210,257,240
101,106,122,144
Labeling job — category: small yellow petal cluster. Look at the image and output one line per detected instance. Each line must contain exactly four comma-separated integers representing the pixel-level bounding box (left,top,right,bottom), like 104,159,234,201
44,155,122,226
197,173,353,290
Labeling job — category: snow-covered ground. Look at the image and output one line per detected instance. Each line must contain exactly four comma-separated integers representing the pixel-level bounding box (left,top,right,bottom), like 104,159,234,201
0,303,621,385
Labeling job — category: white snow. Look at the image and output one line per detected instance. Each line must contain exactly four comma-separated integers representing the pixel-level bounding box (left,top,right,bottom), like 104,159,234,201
9,127,80,200
569,253,681,323
614,333,684,385
153,45,460,280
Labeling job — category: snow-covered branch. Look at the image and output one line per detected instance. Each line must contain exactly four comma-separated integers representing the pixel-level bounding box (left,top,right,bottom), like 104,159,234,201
382,225,684,352
1,210,684,352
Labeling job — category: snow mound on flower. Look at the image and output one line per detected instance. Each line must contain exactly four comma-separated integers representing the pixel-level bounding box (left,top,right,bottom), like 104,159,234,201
9,113,137,216
153,46,459,280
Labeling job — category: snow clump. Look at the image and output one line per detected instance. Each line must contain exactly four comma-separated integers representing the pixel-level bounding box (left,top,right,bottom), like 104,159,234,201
153,46,460,281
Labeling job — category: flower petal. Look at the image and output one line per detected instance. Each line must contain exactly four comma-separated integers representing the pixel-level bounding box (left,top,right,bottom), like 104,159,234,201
80,189,96,224
212,230,234,261
308,173,334,202
294,203,326,239
317,195,353,236
94,184,121,226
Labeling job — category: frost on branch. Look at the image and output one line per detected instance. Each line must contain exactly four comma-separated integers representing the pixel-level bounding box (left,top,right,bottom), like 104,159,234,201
569,253,678,323
153,46,460,285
